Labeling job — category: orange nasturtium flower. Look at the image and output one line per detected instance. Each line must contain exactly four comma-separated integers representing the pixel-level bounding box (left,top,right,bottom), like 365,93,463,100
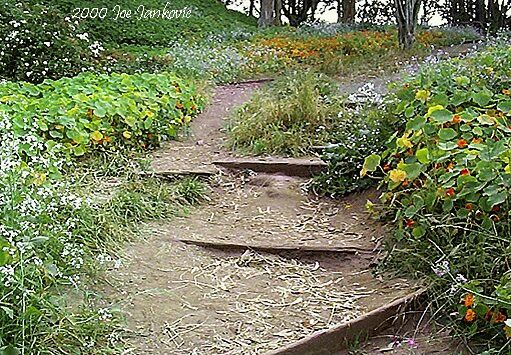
503,89,511,95
457,139,468,148
460,168,470,176
494,312,507,323
452,114,462,124
405,219,415,228
465,309,476,322
446,188,456,197
464,293,474,307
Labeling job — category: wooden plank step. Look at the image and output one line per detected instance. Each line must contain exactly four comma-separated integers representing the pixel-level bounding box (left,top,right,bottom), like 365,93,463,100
174,238,373,255
213,158,327,177
264,288,427,355
138,169,216,178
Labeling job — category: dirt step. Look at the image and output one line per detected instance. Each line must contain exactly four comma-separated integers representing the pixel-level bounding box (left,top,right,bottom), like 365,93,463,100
265,288,427,355
105,239,418,355
213,158,327,177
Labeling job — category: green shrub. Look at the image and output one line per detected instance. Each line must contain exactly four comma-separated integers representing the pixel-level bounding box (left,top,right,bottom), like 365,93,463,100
362,45,511,349
0,72,204,158
0,1,88,83
227,71,343,156
314,105,401,196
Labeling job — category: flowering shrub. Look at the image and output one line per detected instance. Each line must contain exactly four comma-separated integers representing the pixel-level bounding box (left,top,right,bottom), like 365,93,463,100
362,45,511,348
314,99,401,196
0,114,119,352
0,72,204,157
0,1,89,83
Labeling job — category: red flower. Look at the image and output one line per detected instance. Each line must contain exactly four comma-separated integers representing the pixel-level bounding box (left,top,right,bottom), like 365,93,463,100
405,219,415,228
457,139,468,148
446,188,456,197
460,168,470,176
465,203,473,210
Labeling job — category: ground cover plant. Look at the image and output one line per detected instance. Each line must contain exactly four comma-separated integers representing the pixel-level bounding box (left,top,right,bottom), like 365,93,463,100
360,44,511,351
0,69,205,352
44,0,256,46
0,72,204,158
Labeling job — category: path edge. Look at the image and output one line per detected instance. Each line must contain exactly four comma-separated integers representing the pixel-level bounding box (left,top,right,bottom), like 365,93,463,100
264,288,427,355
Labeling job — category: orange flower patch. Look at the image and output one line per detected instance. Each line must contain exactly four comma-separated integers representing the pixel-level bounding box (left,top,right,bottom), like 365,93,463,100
465,309,476,322
445,188,456,197
494,311,507,323
457,139,468,148
464,293,474,307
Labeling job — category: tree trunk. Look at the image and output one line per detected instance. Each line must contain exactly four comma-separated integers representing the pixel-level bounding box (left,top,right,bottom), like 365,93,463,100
337,0,343,22
249,0,255,17
274,0,282,25
395,0,421,50
341,0,356,23
259,0,275,27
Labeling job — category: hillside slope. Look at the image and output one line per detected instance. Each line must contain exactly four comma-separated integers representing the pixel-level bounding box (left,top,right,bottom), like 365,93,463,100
47,0,256,45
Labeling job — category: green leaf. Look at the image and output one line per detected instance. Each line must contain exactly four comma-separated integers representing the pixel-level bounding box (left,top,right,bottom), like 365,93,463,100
487,192,507,208
361,154,381,176
416,148,430,164
401,163,422,180
94,106,107,118
430,109,453,123
438,128,457,141
73,145,86,156
406,116,426,131
412,226,426,237
472,91,492,106
497,101,511,113
144,117,153,129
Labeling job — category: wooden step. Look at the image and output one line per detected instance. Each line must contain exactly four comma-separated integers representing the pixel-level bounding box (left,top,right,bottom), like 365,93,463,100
213,158,327,177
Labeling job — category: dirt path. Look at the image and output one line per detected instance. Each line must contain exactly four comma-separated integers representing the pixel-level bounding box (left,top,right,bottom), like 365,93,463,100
98,80,428,355
150,82,262,175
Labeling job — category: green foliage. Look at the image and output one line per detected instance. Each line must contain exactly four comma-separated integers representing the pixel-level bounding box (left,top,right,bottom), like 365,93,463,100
0,72,204,158
45,0,256,46
314,106,401,196
0,0,88,83
365,45,511,349
227,71,343,156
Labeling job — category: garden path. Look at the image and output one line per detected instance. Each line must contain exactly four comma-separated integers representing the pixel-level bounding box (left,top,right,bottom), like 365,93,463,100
105,44,478,353
104,80,423,354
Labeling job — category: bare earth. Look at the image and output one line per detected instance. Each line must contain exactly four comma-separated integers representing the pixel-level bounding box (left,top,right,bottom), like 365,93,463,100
102,74,460,354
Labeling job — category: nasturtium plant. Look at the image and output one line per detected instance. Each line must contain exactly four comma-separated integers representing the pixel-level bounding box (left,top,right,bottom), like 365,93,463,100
0,72,205,158
363,45,511,346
